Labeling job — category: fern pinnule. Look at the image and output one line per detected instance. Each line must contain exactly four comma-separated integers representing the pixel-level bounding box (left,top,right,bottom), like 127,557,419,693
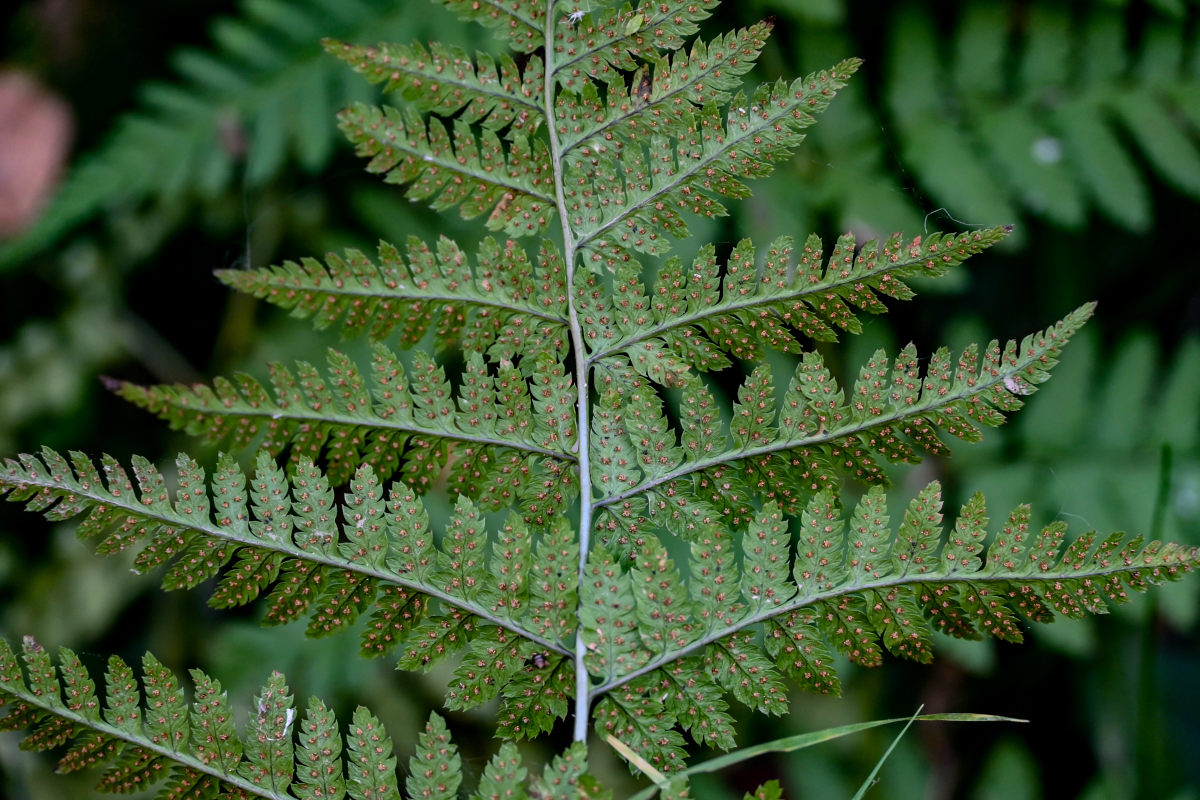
405,713,461,800
433,0,547,53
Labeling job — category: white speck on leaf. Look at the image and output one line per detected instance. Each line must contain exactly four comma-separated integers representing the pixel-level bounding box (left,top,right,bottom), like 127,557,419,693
1004,375,1034,395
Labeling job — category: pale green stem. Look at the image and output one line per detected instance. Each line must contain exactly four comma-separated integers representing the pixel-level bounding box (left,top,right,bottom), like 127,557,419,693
543,0,595,744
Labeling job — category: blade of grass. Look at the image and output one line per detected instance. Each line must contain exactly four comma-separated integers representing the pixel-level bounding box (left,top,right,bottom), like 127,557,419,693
625,712,1025,800
850,706,922,800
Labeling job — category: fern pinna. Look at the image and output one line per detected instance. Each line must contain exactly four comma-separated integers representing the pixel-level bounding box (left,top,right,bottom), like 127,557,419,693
1,0,1197,797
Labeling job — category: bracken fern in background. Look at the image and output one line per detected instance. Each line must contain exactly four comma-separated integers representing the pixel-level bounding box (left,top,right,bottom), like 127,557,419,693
1,1,1199,797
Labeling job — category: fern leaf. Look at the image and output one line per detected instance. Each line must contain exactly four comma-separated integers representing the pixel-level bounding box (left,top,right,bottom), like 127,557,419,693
558,20,774,157
496,646,575,740
584,484,1199,768
190,670,243,775
551,0,720,90
0,450,573,697
527,742,592,800
582,545,652,683
655,659,737,751
104,654,141,732
595,688,688,775
882,4,1200,232
563,59,861,267
218,236,569,356
293,698,346,800
630,536,696,655
0,642,594,799
338,101,556,237
703,632,789,716
0,640,290,797
445,628,532,711
594,303,1096,532
143,653,190,752
113,346,577,509
740,504,796,615
326,39,545,136
584,228,1011,383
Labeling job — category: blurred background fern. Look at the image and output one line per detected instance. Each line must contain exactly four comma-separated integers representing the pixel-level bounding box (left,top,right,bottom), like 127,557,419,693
1,0,1197,797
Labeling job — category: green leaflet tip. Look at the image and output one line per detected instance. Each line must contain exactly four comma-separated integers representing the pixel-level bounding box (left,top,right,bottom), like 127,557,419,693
321,37,347,56
839,57,865,76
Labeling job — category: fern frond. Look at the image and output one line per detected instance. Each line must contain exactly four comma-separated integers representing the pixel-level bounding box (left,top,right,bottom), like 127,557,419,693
337,102,556,237
0,639,596,799
581,227,1010,387
9,0,1192,789
0,449,577,728
112,345,578,516
215,235,568,358
581,483,1200,771
564,59,861,267
592,303,1095,538
325,38,546,136
886,5,1200,232
0,0,420,268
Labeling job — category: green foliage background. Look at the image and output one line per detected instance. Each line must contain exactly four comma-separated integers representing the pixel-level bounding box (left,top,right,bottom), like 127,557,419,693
1,0,1198,797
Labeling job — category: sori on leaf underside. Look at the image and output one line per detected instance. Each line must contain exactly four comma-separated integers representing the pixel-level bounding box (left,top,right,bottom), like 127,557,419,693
1,0,1197,797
